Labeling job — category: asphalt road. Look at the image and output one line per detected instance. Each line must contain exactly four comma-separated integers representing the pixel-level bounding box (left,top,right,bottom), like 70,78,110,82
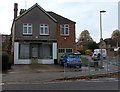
2,79,119,90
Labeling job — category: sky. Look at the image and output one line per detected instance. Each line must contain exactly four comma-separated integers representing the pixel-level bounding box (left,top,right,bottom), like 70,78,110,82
0,0,119,42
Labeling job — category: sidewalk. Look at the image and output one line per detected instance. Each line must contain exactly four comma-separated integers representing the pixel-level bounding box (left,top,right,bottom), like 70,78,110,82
2,64,64,84
2,59,119,84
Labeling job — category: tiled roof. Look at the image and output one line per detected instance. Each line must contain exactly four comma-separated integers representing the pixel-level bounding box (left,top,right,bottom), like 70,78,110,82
15,3,75,24
47,11,76,24
104,38,120,47
15,3,57,23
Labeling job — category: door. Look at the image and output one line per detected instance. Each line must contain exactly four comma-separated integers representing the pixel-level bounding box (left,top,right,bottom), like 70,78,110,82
31,44,38,58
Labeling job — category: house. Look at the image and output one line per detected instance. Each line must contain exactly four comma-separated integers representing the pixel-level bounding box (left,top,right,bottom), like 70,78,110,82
0,34,10,52
76,40,88,51
99,38,120,49
11,3,76,64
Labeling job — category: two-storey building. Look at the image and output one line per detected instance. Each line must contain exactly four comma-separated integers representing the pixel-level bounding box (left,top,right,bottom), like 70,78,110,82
11,3,76,64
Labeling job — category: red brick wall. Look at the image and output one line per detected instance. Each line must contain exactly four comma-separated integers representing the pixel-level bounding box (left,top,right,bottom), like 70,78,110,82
56,24,75,51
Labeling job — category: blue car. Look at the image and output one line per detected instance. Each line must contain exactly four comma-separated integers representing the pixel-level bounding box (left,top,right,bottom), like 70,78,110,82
60,53,82,68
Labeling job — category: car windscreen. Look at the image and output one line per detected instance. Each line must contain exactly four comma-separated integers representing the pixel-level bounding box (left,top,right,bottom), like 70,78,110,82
68,54,80,58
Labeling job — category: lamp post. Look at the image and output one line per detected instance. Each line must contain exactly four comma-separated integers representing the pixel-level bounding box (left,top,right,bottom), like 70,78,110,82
99,10,106,69
100,10,106,41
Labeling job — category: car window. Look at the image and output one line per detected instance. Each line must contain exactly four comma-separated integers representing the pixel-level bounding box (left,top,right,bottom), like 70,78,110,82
68,54,79,58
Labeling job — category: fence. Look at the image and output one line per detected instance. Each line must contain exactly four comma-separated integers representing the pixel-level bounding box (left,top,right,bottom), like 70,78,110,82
63,54,119,78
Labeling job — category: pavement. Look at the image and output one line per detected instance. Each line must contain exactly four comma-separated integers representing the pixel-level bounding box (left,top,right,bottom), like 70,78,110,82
2,56,119,84
2,64,65,84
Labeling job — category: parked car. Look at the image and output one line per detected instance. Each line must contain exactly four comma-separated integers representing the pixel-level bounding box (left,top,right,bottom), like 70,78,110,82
93,49,107,59
60,53,82,68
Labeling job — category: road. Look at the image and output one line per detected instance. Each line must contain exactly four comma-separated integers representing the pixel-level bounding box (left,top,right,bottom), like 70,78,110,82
2,78,119,90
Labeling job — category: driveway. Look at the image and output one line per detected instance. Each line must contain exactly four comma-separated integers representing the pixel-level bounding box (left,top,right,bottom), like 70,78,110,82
2,64,64,83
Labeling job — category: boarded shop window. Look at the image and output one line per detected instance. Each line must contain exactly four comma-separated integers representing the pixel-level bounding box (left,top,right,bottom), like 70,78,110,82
19,44,29,59
39,44,52,59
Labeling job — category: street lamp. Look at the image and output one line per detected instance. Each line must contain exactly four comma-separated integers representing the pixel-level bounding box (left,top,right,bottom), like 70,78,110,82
100,10,106,41
99,10,106,69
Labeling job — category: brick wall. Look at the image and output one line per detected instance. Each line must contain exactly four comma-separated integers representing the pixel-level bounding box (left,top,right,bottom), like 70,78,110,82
56,24,75,51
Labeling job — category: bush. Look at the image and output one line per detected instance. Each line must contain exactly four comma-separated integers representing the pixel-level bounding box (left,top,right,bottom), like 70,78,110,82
2,52,9,71
85,49,92,55
78,50,85,55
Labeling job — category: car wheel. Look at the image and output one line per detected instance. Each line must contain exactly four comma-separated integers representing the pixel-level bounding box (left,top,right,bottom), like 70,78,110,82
79,65,82,68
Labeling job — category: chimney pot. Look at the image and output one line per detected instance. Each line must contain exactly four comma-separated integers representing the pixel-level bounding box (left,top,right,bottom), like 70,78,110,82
14,3,18,19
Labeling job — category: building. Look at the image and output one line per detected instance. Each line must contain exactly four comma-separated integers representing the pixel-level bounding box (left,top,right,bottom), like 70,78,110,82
11,3,76,64
0,34,10,52
76,40,88,51
99,38,120,49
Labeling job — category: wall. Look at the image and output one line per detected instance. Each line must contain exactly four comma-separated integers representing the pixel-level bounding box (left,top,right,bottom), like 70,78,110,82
56,24,75,51
14,7,57,41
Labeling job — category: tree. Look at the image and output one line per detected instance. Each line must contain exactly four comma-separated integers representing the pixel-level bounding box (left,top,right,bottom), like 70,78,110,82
78,30,93,42
87,41,99,51
111,29,120,42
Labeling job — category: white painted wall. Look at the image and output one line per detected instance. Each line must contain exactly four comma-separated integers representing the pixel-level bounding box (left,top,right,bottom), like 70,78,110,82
52,43,57,59
38,59,54,64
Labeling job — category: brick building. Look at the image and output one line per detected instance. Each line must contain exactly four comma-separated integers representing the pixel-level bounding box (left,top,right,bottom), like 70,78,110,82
11,3,76,64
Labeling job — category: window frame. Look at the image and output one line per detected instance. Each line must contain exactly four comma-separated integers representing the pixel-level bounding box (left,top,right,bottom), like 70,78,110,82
40,24,49,35
60,24,69,36
23,23,32,35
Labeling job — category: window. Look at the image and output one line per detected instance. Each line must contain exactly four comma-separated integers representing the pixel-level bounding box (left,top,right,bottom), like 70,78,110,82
19,44,30,59
40,24,49,35
39,44,52,59
23,24,32,34
66,49,72,53
60,24,69,36
58,49,65,53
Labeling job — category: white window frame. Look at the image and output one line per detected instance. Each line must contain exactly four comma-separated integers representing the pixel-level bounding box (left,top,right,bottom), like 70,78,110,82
40,24,49,35
23,23,32,35
60,24,69,36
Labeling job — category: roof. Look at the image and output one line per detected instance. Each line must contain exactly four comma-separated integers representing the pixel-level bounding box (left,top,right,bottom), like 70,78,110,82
15,3,57,23
15,3,76,24
103,38,120,47
47,11,76,24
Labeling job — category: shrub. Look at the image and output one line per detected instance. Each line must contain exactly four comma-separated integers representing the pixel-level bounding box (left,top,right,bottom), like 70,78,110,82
2,52,9,71
85,49,92,55
78,50,85,55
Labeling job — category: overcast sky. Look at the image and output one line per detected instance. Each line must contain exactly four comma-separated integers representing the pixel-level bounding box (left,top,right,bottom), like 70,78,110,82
0,0,119,42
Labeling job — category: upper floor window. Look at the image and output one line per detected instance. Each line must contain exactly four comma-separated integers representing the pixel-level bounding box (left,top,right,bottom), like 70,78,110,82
60,24,69,36
23,24,32,35
40,24,49,35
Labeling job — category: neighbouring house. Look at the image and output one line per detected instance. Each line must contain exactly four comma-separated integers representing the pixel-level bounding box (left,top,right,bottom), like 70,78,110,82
76,40,88,51
0,34,10,52
11,3,76,64
99,38,120,49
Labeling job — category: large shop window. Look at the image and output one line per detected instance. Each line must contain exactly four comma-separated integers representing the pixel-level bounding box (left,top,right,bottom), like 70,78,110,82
39,44,52,59
19,44,30,59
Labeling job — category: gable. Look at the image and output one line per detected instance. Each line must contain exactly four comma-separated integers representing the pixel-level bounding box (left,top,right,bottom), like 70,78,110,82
15,3,57,23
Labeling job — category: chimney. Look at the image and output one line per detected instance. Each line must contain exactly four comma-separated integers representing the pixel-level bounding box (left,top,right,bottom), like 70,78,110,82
14,3,18,19
19,9,26,15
